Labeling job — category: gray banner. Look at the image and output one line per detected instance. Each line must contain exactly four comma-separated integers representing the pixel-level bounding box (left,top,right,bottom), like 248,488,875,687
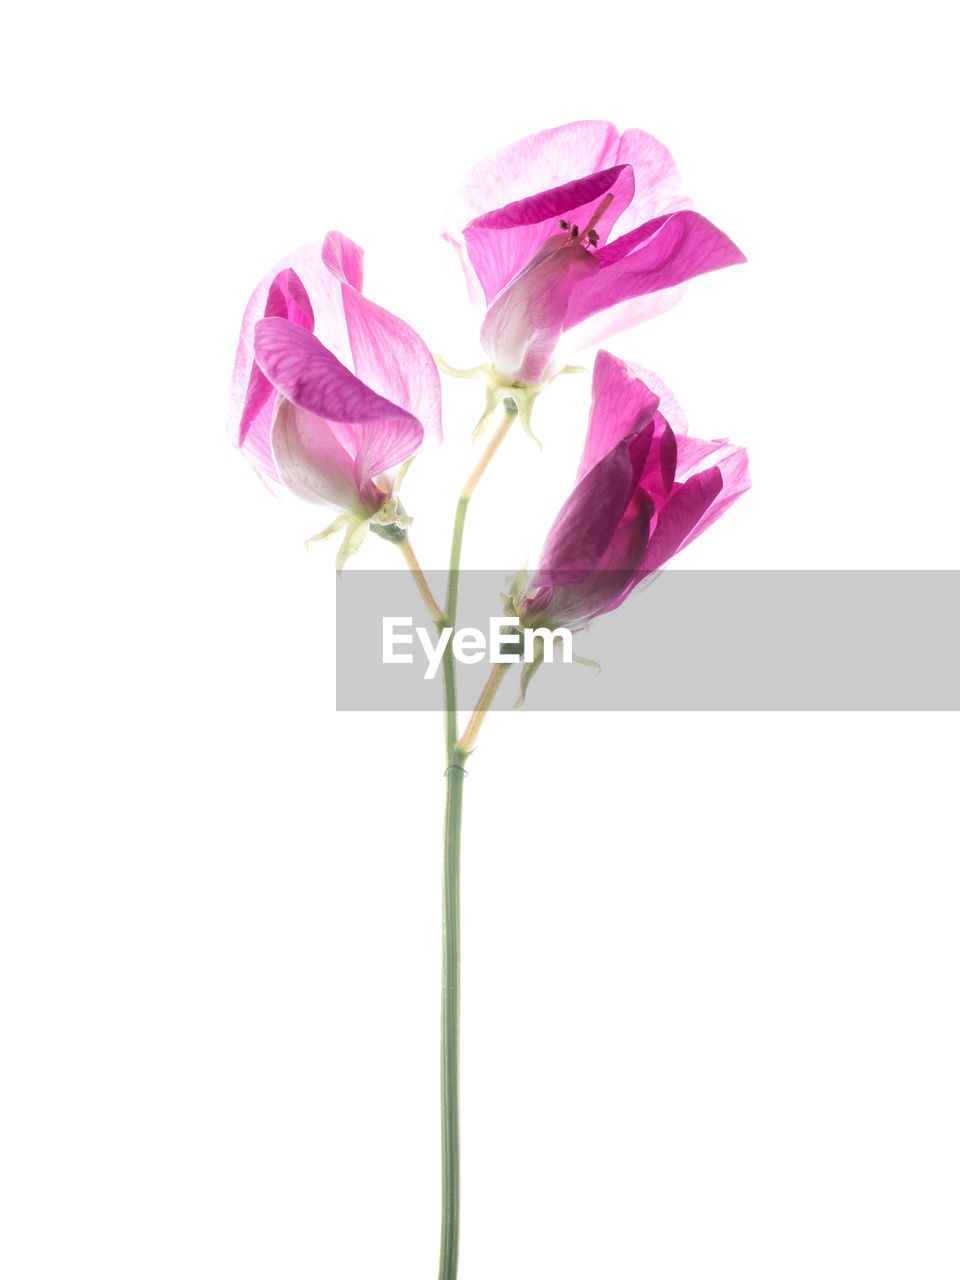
335,570,959,711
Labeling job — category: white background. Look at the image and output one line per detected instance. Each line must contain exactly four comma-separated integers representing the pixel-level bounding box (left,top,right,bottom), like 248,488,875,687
2,1,958,1277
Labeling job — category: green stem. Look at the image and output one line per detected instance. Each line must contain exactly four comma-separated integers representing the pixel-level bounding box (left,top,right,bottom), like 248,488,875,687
436,404,516,1280
396,533,445,625
438,742,465,1280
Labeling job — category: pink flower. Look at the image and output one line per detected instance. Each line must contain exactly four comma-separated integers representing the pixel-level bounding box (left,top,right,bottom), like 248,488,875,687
519,351,750,630
443,121,745,385
227,232,442,524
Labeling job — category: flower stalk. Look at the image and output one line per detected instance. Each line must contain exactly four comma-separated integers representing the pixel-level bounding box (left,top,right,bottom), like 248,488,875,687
396,535,445,625
457,662,509,755
436,402,516,1280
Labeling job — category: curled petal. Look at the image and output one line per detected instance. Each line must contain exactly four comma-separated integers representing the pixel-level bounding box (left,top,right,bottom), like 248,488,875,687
550,490,655,625
481,237,599,385
674,440,751,544
319,232,443,447
271,398,364,512
539,434,647,581
227,243,352,487
255,319,407,424
341,290,442,447
264,269,314,328
464,165,635,303
641,467,725,575
322,231,364,291
443,120,623,302
236,269,315,468
527,432,656,627
255,318,423,492
558,285,689,372
611,128,692,232
578,350,662,479
565,211,747,331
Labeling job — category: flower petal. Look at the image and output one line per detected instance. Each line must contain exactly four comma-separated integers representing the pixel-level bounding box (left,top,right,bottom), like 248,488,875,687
578,350,662,479
565,211,747,331
464,166,635,303
254,318,424,489
526,432,655,626
539,435,644,580
611,128,692,233
552,488,655,625
236,269,315,458
675,441,751,545
227,243,352,488
641,467,725,574
556,285,689,366
341,292,443,448
443,120,623,302
480,237,599,384
271,397,364,512
320,232,443,448
322,231,364,291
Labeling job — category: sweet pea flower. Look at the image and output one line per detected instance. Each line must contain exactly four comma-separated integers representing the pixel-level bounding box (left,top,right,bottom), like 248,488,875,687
443,121,745,390
517,350,749,641
227,232,442,562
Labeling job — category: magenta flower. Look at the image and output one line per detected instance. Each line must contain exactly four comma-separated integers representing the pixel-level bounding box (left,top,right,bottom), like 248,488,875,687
519,351,750,631
443,121,745,386
227,232,442,556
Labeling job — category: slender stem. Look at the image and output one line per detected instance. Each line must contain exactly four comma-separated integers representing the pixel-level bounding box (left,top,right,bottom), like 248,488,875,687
462,408,517,502
396,534,445,625
438,743,465,1280
437,404,517,1280
446,406,517,627
457,662,509,756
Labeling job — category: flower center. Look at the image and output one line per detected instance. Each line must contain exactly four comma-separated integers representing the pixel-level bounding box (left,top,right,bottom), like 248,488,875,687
557,193,614,250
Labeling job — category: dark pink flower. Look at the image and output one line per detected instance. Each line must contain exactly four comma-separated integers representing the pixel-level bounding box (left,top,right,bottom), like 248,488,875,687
227,233,442,524
519,351,750,630
443,121,745,384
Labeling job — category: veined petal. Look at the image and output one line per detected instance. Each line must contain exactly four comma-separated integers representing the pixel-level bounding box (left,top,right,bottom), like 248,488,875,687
227,243,352,487
255,318,411,426
538,435,643,581
341,291,442,447
443,120,623,302
321,231,364,291
565,211,747,331
480,238,598,384
558,285,688,367
641,467,725,574
236,269,315,463
255,318,424,495
320,231,442,448
464,166,634,303
526,432,655,627
612,128,692,233
550,486,655,626
674,441,751,545
674,432,737,477
264,268,314,328
578,350,662,479
638,419,678,502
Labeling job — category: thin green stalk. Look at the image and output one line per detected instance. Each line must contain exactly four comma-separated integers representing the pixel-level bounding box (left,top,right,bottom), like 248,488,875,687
436,404,516,1280
396,534,444,625
438,740,465,1280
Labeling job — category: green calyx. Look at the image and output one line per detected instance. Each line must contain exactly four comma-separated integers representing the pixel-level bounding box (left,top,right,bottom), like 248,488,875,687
433,355,587,448
306,493,413,573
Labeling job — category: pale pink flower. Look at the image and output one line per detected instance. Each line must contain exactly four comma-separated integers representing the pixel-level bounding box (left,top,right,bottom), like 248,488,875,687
228,232,442,523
